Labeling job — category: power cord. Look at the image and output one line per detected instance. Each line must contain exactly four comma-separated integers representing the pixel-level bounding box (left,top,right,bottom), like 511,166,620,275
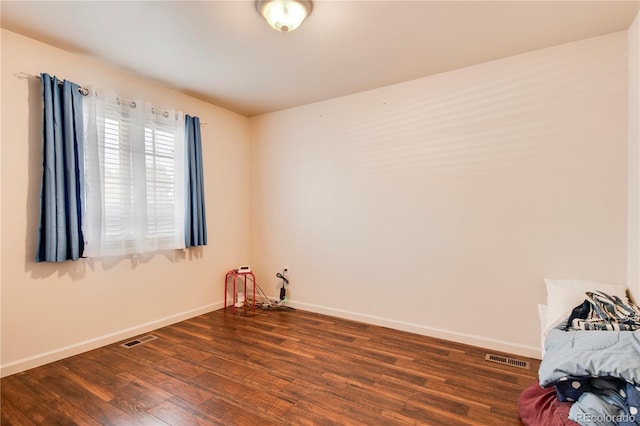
276,270,289,301
276,271,289,285
255,277,295,311
228,271,296,316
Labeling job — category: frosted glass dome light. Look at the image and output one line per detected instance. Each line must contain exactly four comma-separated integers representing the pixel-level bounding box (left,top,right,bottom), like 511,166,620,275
257,0,312,33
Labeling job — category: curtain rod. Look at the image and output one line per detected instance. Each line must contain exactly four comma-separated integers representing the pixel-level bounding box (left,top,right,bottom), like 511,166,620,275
14,72,207,125
14,72,89,96
117,99,207,125
115,98,190,123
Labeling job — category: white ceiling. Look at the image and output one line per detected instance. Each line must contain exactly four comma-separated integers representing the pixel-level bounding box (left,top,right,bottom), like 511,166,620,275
2,1,639,117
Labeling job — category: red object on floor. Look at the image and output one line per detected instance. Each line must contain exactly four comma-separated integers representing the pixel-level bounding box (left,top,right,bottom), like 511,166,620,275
224,270,257,312
518,379,579,426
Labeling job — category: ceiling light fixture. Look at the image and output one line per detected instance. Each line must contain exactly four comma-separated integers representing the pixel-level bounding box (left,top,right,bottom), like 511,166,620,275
256,0,312,33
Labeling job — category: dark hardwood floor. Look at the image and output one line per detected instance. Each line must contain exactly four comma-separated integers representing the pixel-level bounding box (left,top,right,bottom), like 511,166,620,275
1,307,540,425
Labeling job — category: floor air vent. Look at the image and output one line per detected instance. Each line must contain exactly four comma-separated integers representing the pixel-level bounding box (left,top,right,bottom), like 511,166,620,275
485,353,530,369
120,335,157,349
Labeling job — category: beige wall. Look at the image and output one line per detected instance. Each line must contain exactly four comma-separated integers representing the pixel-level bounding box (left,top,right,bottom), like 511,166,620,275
250,32,629,358
1,23,634,374
0,29,251,376
629,12,640,303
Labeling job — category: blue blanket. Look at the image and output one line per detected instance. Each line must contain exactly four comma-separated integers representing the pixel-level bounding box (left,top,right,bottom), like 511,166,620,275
539,327,640,425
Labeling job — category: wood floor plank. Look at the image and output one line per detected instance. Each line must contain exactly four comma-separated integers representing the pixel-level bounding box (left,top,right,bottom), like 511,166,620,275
0,397,38,426
1,307,538,425
32,372,136,424
23,397,103,426
147,397,223,426
0,373,58,411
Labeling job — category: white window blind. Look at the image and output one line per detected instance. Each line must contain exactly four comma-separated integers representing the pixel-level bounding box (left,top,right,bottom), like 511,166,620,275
84,90,185,257
145,126,177,237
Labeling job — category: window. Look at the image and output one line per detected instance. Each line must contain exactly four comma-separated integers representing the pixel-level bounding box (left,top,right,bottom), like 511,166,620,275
144,125,177,237
83,92,185,257
102,115,129,243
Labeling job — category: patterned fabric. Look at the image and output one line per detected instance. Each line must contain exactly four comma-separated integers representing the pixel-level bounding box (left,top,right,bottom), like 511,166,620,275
555,378,593,402
553,377,640,426
544,292,640,425
568,291,640,331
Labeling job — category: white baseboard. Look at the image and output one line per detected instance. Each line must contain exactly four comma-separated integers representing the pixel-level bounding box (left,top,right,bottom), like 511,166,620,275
2,299,541,378
1,302,222,378
288,300,542,360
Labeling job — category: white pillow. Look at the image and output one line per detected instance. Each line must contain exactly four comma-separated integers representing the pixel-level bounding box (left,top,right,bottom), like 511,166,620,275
543,278,628,336
538,304,547,356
